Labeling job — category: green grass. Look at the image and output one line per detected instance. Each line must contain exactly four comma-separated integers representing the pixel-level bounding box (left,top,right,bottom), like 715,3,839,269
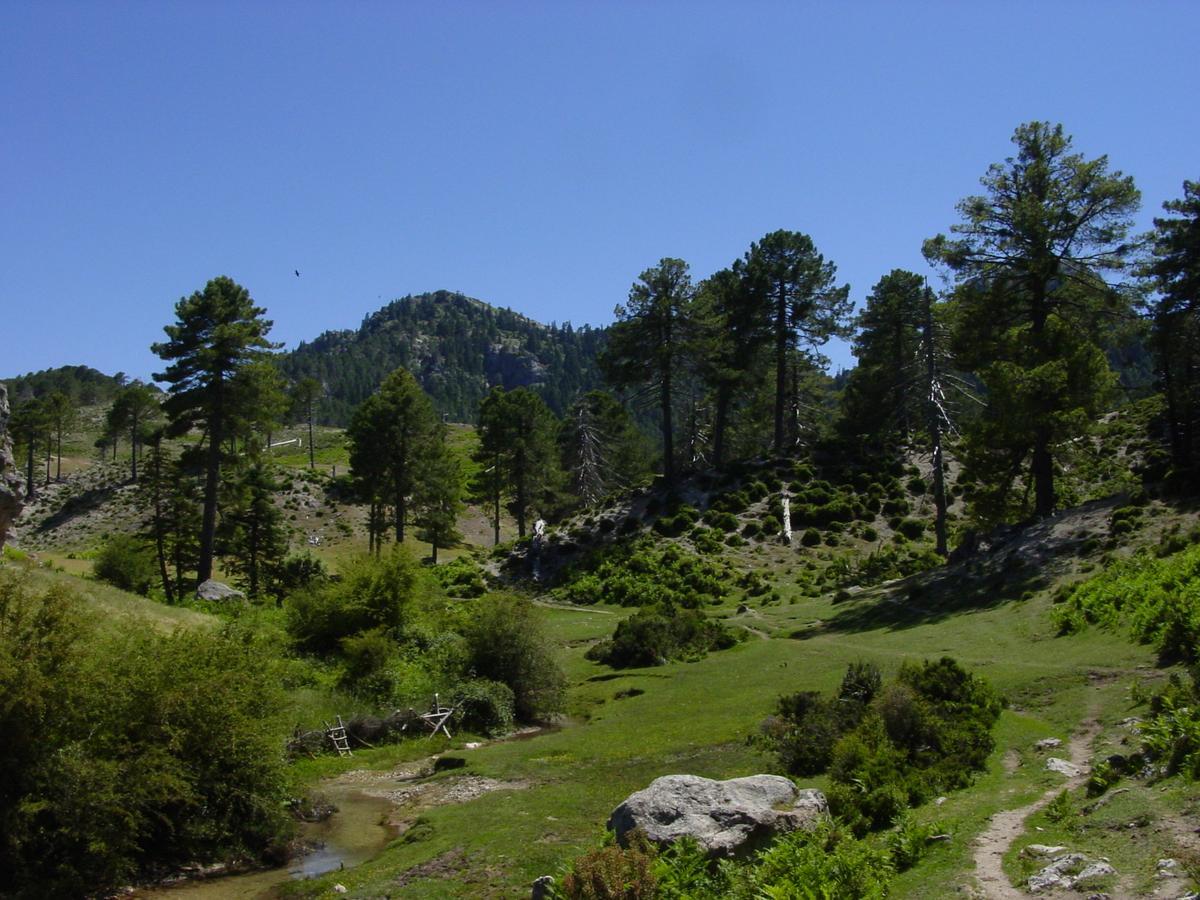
278,566,1166,898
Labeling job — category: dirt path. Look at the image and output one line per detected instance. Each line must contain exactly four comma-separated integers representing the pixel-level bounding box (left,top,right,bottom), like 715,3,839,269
972,715,1101,899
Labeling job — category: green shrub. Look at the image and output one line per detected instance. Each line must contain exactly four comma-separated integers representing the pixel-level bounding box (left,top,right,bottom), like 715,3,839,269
906,476,928,496
586,603,738,668
284,547,421,654
276,552,328,595
896,518,925,540
801,527,821,547
463,594,565,721
0,570,290,897
654,505,700,537
741,521,761,538
452,679,516,735
562,838,657,900
92,534,157,596
705,510,739,532
766,657,999,835
760,514,782,537
1050,544,1200,661
434,556,487,598
338,627,399,700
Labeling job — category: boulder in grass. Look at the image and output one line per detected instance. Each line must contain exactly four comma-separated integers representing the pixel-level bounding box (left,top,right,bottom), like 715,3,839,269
607,774,827,858
196,579,246,602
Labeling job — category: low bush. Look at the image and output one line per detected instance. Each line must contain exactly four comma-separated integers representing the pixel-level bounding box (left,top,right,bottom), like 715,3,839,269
285,547,422,655
586,602,740,668
1051,543,1200,662
92,534,157,596
0,570,291,897
554,539,731,609
463,594,565,721
765,657,1000,835
705,510,739,532
434,556,487,597
452,678,516,735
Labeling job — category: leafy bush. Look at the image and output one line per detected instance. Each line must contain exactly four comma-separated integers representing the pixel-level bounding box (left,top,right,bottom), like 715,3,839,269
463,594,565,721
92,534,157,596
275,552,328,595
896,518,926,540
766,657,1000,835
586,603,739,668
0,569,290,897
339,627,399,699
562,837,657,900
1051,544,1200,662
760,514,782,537
1138,672,1200,779
555,539,731,609
434,556,487,598
452,679,516,735
705,510,739,532
654,504,700,537
285,547,421,654
801,527,821,546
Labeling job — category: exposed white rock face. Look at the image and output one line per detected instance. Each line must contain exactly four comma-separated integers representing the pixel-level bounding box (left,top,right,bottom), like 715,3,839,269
608,774,828,858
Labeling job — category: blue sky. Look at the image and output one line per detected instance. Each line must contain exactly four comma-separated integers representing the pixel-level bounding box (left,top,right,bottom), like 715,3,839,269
3,1,1197,382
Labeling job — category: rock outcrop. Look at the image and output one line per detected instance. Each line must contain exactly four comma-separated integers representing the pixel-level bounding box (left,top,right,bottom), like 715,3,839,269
0,383,23,550
608,774,827,858
196,579,246,602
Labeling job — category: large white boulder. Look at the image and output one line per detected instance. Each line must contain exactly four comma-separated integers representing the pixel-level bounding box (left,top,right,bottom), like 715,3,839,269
607,774,827,858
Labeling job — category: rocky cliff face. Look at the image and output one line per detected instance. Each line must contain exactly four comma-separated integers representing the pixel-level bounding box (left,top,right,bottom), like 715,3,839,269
0,382,24,549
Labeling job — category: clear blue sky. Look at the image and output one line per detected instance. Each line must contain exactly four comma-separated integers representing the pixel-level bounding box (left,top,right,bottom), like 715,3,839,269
3,1,1197,383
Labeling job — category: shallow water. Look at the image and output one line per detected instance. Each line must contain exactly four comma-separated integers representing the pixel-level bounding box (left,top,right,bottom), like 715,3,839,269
136,782,398,899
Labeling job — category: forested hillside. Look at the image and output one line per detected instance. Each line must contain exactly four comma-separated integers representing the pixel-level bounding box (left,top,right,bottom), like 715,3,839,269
280,291,607,423
0,365,128,406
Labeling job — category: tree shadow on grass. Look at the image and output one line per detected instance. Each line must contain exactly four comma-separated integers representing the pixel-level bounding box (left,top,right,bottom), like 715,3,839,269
792,554,1050,638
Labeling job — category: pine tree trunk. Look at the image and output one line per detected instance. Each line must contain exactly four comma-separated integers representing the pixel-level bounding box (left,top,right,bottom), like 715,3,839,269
774,285,788,453
198,416,221,584
308,411,315,469
713,384,730,470
923,292,948,556
151,450,174,604
661,365,674,489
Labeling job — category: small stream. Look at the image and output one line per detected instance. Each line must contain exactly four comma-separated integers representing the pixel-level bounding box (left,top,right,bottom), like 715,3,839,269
135,781,399,899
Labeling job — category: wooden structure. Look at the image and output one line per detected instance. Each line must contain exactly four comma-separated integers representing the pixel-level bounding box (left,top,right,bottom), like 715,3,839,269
324,715,353,757
419,693,455,739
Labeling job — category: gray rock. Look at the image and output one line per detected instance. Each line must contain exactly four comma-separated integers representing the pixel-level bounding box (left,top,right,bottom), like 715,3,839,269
1023,844,1069,857
530,875,555,900
1034,737,1063,751
196,579,246,602
1074,861,1116,883
607,774,827,858
0,383,23,551
1045,757,1084,777
1028,852,1087,892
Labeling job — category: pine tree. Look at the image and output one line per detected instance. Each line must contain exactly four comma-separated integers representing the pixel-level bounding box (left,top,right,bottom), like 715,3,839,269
925,121,1140,518
602,258,695,488
219,461,288,600
414,429,464,564
346,368,439,546
152,276,278,583
743,231,851,454
291,376,324,469
1144,179,1200,479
